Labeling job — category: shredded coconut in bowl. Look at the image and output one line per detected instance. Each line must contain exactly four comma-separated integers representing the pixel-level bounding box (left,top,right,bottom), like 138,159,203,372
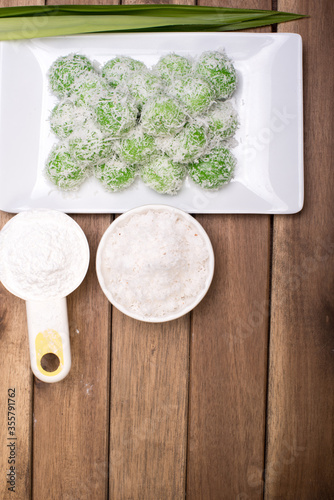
98,207,214,321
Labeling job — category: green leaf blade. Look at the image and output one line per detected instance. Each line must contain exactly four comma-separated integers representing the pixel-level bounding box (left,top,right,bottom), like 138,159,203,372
0,6,307,40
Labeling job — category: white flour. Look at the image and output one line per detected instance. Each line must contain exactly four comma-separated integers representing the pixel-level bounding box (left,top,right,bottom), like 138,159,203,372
0,210,88,300
100,210,211,318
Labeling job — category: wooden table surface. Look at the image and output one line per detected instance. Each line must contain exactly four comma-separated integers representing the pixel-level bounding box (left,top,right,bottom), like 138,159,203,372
0,0,333,499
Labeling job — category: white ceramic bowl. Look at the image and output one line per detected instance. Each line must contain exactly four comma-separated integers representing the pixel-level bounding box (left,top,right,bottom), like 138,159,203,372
96,204,214,323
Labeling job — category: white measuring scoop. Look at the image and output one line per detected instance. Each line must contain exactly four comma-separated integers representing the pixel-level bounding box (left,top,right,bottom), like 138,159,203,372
0,210,90,383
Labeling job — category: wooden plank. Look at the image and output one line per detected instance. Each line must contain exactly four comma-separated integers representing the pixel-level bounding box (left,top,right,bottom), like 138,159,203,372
187,1,272,499
46,0,118,5
122,0,195,5
265,0,334,498
0,233,33,500
108,0,192,497
109,315,190,499
188,215,271,500
32,214,112,500
0,278,32,500
0,0,44,497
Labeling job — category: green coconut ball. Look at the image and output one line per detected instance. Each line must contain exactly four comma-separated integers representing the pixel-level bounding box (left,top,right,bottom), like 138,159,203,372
140,95,187,136
188,146,236,189
125,70,164,107
157,123,208,163
101,57,147,88
195,51,237,100
140,156,185,195
69,122,114,164
95,93,138,136
94,157,137,192
118,128,158,164
155,54,192,85
71,73,113,108
168,75,214,115
206,101,239,142
48,54,95,98
50,100,93,139
45,143,89,191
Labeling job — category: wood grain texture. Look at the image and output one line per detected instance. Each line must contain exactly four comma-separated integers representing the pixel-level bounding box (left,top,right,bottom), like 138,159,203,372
265,0,334,498
109,315,190,500
122,0,195,5
32,214,112,500
0,0,44,497
46,0,119,5
0,272,33,500
187,2,272,499
188,215,271,500
0,0,41,5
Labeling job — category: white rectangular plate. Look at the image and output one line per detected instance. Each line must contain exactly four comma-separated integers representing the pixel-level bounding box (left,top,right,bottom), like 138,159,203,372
0,32,303,214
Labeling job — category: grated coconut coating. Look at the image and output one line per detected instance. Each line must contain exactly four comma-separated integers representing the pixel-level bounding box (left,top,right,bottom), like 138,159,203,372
48,54,95,98
46,50,239,194
45,142,90,191
168,75,214,115
95,93,138,136
118,127,158,164
71,73,114,108
154,54,192,85
140,95,188,136
94,156,137,192
50,100,93,139
156,123,208,163
188,146,236,189
102,56,147,87
124,70,164,107
195,51,237,100
206,100,239,145
68,121,115,164
140,156,185,195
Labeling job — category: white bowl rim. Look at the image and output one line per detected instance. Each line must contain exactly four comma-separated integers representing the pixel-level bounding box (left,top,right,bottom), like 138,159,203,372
96,204,215,323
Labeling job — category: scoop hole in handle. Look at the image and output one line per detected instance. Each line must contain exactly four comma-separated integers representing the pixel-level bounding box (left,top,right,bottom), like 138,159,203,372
26,298,72,382
40,353,60,373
